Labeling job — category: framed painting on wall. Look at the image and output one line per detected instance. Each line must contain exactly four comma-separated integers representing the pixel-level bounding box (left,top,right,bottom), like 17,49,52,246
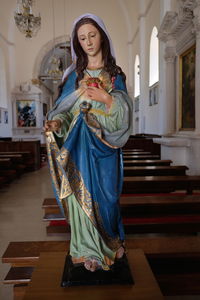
16,100,36,127
179,44,196,130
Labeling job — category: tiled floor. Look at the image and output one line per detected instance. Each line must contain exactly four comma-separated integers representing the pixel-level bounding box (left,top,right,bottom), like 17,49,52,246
0,166,199,300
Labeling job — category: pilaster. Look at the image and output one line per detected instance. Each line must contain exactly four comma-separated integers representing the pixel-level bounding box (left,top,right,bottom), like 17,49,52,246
193,2,200,134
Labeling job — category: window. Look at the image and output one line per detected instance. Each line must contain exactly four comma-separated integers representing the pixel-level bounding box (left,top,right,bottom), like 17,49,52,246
149,26,159,87
134,54,140,97
0,48,8,108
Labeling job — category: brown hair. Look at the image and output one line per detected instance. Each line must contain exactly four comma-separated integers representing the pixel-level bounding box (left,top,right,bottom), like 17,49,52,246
58,17,126,96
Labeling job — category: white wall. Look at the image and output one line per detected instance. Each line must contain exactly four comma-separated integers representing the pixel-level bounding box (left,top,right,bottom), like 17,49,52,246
139,0,160,134
0,0,15,137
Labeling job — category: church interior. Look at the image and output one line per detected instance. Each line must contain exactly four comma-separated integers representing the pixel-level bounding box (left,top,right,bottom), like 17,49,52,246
1,0,200,299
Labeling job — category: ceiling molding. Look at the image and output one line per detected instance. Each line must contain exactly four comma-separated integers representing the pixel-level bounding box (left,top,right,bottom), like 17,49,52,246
33,35,70,78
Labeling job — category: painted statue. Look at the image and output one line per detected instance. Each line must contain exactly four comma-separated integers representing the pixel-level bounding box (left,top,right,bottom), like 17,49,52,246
45,13,133,273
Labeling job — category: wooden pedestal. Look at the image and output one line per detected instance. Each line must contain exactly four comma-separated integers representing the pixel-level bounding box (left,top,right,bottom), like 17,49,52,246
23,249,164,300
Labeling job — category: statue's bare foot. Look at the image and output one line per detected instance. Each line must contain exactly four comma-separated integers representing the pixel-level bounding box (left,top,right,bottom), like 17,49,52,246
84,259,101,272
116,246,125,259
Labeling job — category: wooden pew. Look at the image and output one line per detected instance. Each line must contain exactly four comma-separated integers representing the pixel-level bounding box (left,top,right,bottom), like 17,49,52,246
0,175,7,188
0,170,17,183
123,137,160,156
0,154,26,176
123,159,172,166
42,194,200,235
0,151,31,157
124,165,188,176
123,155,160,160
0,151,33,172
123,149,144,152
2,237,200,296
122,175,200,194
0,153,23,162
123,151,151,155
0,158,12,169
0,158,19,184
0,141,41,170
42,194,200,217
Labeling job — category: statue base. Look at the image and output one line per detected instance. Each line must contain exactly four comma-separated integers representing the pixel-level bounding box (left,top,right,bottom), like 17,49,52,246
61,254,134,287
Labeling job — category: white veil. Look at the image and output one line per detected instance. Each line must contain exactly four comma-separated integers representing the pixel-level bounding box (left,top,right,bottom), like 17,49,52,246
62,13,116,82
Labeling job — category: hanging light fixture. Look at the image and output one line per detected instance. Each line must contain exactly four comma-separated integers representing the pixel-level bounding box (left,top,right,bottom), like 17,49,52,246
14,0,41,38
46,0,63,80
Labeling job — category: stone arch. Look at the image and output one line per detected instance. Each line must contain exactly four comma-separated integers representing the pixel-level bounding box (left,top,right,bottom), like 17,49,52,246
33,34,70,79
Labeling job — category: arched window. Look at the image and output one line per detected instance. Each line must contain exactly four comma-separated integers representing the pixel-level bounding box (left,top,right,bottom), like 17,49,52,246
0,48,8,108
149,26,159,87
134,54,140,97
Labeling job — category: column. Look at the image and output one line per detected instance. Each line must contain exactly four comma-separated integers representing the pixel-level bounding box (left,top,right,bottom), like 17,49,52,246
138,0,148,133
193,2,200,134
158,9,177,135
162,39,176,135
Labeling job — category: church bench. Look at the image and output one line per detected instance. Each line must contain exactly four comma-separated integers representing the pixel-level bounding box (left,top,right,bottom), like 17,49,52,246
0,170,17,182
0,152,33,175
3,238,200,266
122,149,144,152
0,153,23,162
2,238,200,296
0,159,19,183
42,194,200,218
0,155,26,177
0,158,12,169
42,197,59,214
124,217,200,234
124,165,188,177
0,151,31,156
123,137,160,156
0,151,34,172
44,215,200,235
0,175,7,188
123,154,160,160
0,141,41,170
123,159,172,166
122,175,200,194
123,151,151,155
42,194,200,235
3,266,34,285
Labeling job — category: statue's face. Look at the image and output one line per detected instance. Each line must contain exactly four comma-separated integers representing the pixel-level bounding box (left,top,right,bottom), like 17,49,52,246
77,23,102,57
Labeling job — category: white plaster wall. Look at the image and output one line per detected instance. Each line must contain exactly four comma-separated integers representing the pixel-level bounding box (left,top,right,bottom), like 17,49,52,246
132,32,140,134
160,137,200,175
0,1,15,38
141,0,160,134
0,1,17,137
